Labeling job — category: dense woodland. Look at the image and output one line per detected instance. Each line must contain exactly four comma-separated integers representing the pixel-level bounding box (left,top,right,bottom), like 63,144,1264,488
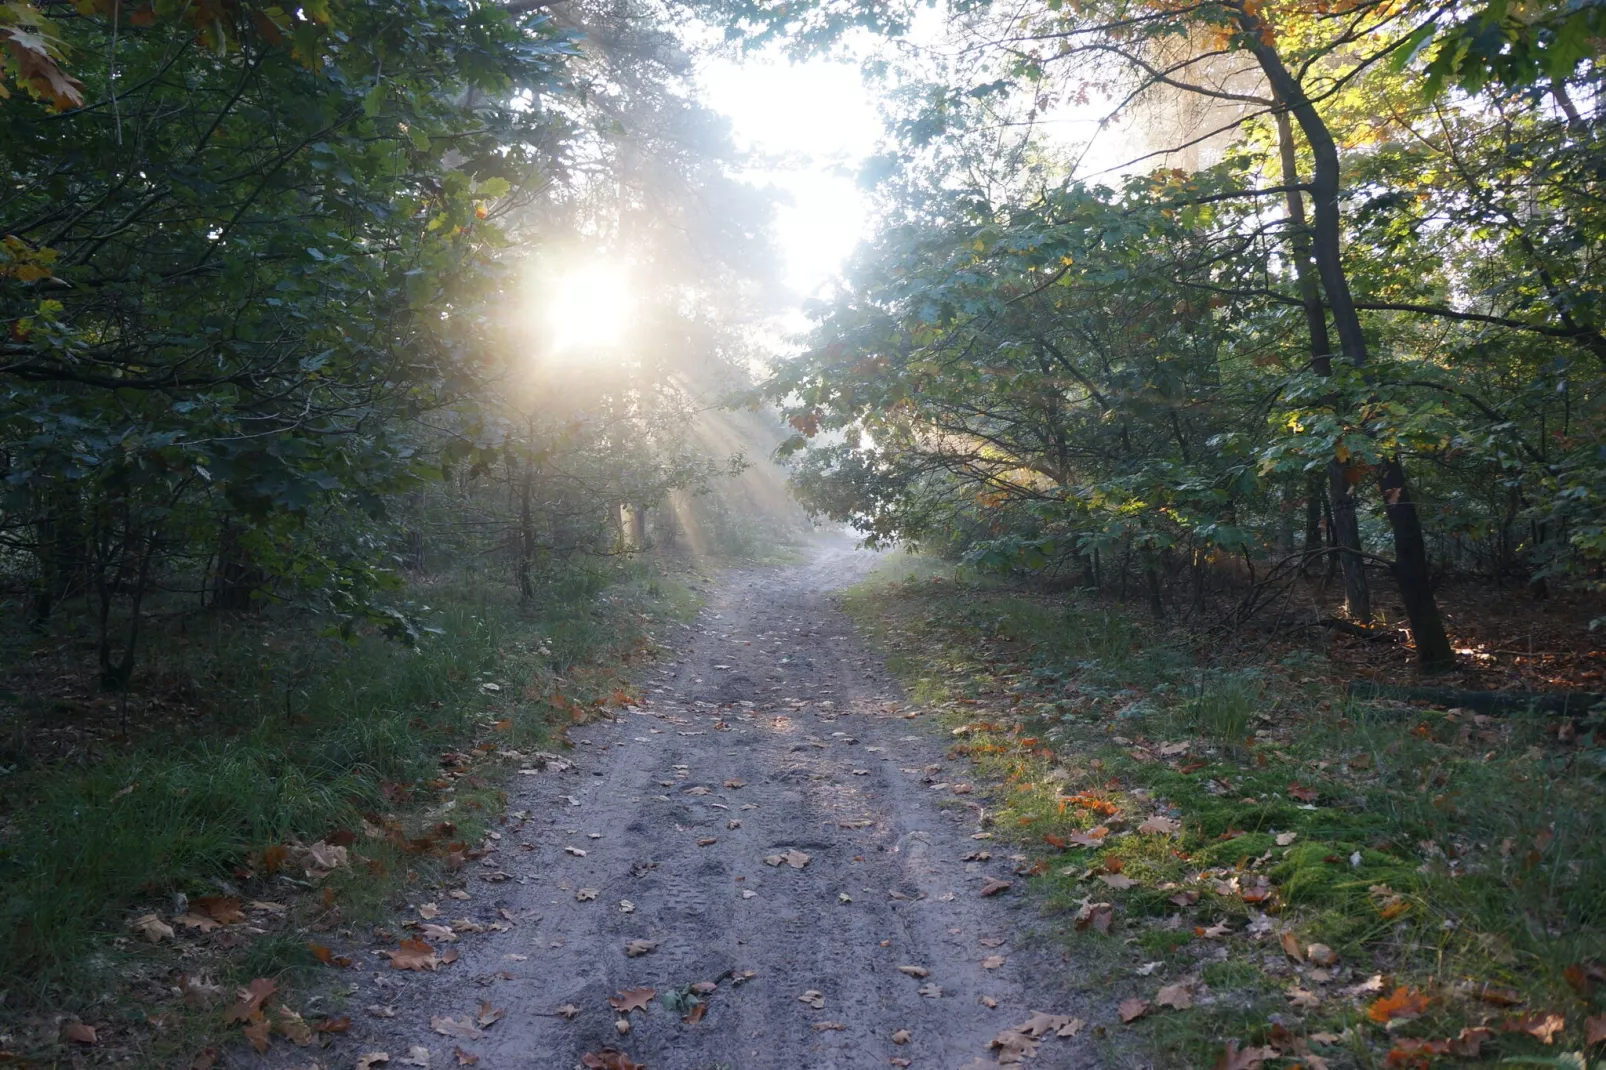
759,0,1606,670
0,0,796,689
0,0,1604,1058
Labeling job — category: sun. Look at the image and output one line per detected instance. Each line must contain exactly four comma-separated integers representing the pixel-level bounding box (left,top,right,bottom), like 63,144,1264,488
543,261,634,354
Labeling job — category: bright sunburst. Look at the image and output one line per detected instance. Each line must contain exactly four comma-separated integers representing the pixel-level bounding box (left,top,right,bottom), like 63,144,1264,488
544,261,633,354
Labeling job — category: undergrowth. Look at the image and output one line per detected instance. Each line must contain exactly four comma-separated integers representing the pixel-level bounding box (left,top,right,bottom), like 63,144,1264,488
0,561,700,1062
843,556,1606,1069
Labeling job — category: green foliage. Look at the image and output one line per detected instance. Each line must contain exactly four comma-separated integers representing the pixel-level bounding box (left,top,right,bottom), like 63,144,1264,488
767,11,1606,614
0,566,691,1002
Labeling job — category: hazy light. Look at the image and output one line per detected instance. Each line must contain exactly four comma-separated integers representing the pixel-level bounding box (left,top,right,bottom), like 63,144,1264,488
545,261,633,354
698,52,880,301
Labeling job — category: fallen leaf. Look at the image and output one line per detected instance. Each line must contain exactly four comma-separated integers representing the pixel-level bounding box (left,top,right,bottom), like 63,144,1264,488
798,990,825,1009
1450,1027,1494,1057
316,1016,352,1034
387,939,441,971
367,1005,397,1018
1286,986,1320,1009
724,779,745,789
565,847,588,857
309,942,352,967
188,1047,220,1069
1504,1012,1565,1044
762,848,812,868
1215,1040,1276,1070
431,1016,483,1040
194,896,247,925
454,1050,478,1067
980,877,1012,897
419,903,440,920
556,1003,580,1020
242,1012,271,1054
1387,1038,1449,1066
132,913,175,943
579,1051,643,1070
1170,890,1199,908
1306,942,1338,966
1287,783,1320,803
918,983,942,998
1138,816,1181,835
980,996,999,1008
1587,1014,1606,1048
1067,830,1108,848
1119,998,1151,1023
1275,832,1298,846
1280,931,1303,961
615,1017,631,1036
609,989,655,1014
1367,986,1431,1023
1155,984,1192,1010
274,1006,315,1046
982,955,1006,969
400,1046,431,1067
696,837,717,846
224,978,279,1024
476,1002,503,1028
448,889,471,900
356,1053,391,1070
1099,873,1138,890
61,1022,97,1045
813,1021,846,1031
892,1029,911,1044
576,888,600,902
897,965,930,978
624,939,657,957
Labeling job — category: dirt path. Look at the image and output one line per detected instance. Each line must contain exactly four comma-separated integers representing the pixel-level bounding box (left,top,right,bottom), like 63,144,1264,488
336,545,1098,1069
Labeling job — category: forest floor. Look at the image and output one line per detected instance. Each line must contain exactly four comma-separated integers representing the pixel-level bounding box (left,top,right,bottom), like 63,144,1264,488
268,543,1100,1070
11,546,1599,1069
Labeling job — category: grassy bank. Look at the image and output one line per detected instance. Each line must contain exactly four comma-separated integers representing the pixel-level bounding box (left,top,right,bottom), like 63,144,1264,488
0,562,700,1062
844,556,1605,1069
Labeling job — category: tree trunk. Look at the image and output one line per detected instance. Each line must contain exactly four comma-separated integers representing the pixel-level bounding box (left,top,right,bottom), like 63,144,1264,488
1376,458,1454,669
212,520,261,611
1327,458,1371,622
1276,107,1369,617
518,458,535,604
1247,22,1452,670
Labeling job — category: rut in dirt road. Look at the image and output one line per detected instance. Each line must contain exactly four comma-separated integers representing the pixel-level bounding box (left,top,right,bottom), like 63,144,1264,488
342,546,1099,1070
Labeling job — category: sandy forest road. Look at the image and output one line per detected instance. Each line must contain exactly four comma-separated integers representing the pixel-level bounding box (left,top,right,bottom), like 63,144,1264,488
348,545,1098,1069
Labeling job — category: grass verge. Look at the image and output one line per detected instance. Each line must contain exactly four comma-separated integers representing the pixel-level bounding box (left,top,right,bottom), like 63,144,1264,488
0,561,701,1064
843,556,1605,1069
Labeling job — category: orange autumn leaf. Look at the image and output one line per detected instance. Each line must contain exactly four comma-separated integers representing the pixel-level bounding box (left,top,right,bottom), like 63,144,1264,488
1066,792,1120,816
1385,1038,1448,1069
387,938,441,971
308,942,352,968
1367,986,1431,1023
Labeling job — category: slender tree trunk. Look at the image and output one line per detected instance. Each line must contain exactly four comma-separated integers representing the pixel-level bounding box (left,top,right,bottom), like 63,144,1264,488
1247,25,1453,669
1276,107,1369,618
1301,470,1322,575
1327,459,1371,622
212,519,261,611
518,458,535,604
